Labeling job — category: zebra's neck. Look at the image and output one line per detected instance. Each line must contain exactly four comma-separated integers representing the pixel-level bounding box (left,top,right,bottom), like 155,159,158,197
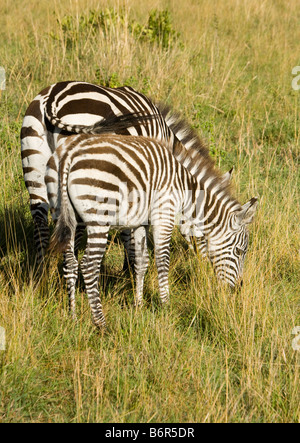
181,161,241,239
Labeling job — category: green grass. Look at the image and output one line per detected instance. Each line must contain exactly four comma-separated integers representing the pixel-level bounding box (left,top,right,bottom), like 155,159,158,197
0,0,299,423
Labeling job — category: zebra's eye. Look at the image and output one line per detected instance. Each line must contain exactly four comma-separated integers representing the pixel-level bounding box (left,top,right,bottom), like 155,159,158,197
235,247,244,256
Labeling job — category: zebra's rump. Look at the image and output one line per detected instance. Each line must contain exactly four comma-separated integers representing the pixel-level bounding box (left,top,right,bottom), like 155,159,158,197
45,81,165,138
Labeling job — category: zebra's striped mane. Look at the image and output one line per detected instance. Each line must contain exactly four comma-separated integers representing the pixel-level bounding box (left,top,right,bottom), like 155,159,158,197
157,103,233,196
157,103,212,161
173,137,233,196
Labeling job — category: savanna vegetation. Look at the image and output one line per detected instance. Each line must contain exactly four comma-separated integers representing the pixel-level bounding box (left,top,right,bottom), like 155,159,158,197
0,0,299,423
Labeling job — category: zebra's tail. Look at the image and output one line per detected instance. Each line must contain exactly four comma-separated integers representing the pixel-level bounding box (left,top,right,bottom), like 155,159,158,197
45,102,158,135
48,153,77,254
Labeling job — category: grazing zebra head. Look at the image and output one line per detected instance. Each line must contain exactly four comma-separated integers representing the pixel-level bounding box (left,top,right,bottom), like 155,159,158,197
173,138,258,289
205,197,258,288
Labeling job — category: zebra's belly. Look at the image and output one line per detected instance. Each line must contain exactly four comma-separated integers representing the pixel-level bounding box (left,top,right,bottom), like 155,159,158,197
84,210,149,231
69,187,150,230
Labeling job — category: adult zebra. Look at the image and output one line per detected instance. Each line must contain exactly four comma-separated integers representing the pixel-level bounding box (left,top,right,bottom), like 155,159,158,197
47,133,258,328
21,80,231,268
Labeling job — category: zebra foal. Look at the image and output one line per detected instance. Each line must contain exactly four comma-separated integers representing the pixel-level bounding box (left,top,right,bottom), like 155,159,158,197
47,133,258,328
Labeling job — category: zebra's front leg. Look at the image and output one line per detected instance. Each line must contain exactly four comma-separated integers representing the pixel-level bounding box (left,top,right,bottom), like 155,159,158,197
152,222,174,305
74,222,86,256
195,234,207,258
121,229,135,272
182,233,207,257
81,226,110,328
133,226,149,307
63,245,79,320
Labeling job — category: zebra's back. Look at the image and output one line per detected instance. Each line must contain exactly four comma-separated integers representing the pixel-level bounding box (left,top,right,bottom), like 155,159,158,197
49,133,185,231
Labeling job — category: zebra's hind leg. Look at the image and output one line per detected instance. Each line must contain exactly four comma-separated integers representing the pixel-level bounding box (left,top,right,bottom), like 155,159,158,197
61,222,85,319
32,204,50,269
74,222,86,256
121,229,135,272
34,220,49,265
133,226,149,307
152,221,174,305
63,245,79,320
81,225,110,328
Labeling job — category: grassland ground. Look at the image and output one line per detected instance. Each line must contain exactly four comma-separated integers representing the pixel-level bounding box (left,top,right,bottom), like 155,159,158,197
0,0,299,423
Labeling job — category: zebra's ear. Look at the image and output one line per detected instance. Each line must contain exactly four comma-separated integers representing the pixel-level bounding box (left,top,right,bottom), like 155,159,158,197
236,197,259,225
222,167,233,186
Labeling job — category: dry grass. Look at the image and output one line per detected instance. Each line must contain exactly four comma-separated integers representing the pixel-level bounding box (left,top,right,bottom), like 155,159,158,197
0,0,299,423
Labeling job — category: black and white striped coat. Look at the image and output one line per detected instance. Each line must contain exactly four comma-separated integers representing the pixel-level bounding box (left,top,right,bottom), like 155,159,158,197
47,133,258,328
21,81,217,267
